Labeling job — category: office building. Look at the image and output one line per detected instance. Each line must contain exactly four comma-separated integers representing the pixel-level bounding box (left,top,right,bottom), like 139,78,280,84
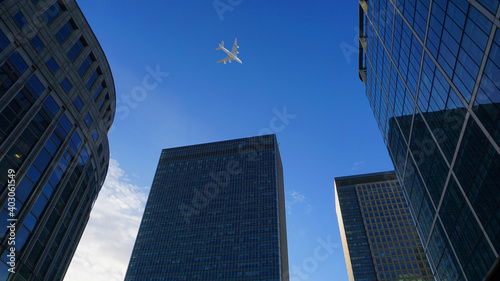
0,0,115,280
335,171,434,281
358,0,500,280
125,135,289,280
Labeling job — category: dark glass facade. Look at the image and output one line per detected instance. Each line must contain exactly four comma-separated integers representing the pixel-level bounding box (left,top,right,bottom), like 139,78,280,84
335,171,434,281
0,0,115,280
125,135,289,280
358,0,500,280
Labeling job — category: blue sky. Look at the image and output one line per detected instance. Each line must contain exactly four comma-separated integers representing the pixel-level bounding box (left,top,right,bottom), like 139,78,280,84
65,1,394,280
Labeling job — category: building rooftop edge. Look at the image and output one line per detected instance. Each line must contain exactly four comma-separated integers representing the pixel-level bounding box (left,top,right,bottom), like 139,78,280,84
334,171,396,187
160,134,277,152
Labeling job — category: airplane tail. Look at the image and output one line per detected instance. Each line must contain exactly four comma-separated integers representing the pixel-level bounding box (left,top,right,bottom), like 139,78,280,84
215,40,224,50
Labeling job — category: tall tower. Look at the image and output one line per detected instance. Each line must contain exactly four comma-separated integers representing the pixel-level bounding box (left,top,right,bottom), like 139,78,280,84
335,171,434,281
358,0,500,280
0,0,115,280
125,134,289,280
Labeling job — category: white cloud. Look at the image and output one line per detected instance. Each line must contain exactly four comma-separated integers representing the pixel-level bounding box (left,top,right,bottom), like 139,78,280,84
64,159,149,281
286,190,312,215
351,160,365,170
290,191,305,202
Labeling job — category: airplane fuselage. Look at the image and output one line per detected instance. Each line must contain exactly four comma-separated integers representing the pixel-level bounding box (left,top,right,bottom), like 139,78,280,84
216,38,242,64
221,46,242,64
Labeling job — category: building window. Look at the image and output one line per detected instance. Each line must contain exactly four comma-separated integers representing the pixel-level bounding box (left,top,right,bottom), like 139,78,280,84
55,20,76,43
98,95,107,111
42,2,63,25
67,37,86,61
476,0,499,13
23,213,37,232
97,143,103,156
0,29,10,52
93,82,104,101
46,58,59,73
78,54,94,76
86,69,100,90
13,12,27,28
60,78,72,93
73,96,83,111
84,113,92,127
44,94,59,115
4,51,29,75
30,35,44,52
92,129,98,141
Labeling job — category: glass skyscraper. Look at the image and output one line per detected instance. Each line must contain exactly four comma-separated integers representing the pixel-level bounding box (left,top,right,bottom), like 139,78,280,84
358,0,499,280
125,134,289,280
335,171,434,281
0,0,115,280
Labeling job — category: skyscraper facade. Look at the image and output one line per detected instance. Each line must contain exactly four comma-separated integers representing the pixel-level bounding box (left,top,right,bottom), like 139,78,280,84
335,171,434,281
0,0,115,280
125,135,289,280
358,0,499,280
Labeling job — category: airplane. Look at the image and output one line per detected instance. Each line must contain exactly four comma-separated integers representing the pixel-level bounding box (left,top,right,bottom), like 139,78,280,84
216,38,242,64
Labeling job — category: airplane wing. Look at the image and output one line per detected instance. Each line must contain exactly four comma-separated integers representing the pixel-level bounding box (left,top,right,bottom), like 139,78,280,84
231,38,238,55
216,56,232,64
